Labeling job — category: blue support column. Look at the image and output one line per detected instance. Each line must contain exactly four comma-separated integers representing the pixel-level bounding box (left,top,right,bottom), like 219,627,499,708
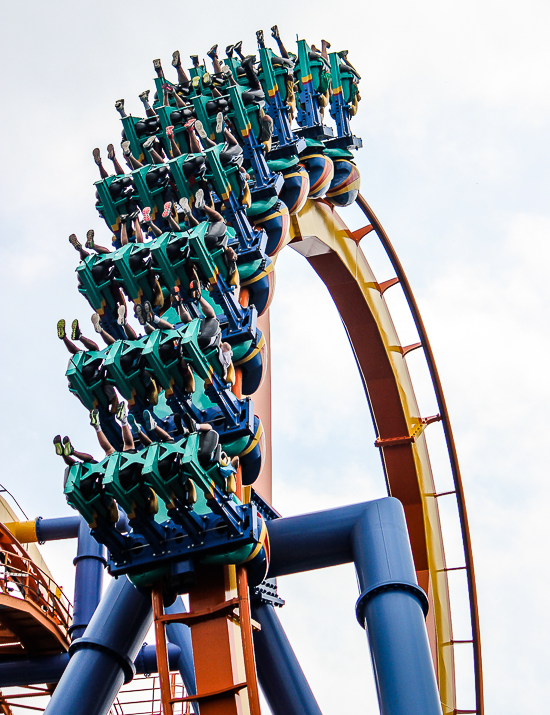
70,518,107,640
44,576,152,715
351,498,442,715
251,600,323,715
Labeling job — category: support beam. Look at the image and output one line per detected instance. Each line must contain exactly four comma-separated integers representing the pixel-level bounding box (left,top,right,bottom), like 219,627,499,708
266,502,365,577
44,576,152,715
351,499,442,715
70,518,107,640
0,643,182,688
165,597,198,711
251,600,323,715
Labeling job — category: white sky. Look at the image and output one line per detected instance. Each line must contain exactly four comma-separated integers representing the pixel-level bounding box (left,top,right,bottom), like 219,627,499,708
1,1,549,713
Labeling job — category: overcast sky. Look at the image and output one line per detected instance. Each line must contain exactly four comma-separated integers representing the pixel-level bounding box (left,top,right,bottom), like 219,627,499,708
1,1,549,713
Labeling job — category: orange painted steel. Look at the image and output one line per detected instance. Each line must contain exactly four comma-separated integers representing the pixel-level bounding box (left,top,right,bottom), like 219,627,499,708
152,583,174,715
356,193,483,715
288,197,476,714
231,357,262,715
0,524,71,656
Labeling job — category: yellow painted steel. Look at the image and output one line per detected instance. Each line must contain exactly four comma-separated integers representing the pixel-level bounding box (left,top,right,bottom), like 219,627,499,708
289,199,456,713
5,520,38,544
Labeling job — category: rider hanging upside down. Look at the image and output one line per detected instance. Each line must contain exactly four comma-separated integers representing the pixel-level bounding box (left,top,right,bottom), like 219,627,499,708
171,280,234,383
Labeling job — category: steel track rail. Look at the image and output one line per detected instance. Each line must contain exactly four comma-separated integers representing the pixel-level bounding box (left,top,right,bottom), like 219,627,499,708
356,193,483,715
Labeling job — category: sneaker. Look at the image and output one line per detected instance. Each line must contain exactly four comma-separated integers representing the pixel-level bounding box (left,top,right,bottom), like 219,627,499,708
194,120,207,139
191,76,201,89
178,197,191,215
71,319,81,341
153,58,163,76
116,401,128,423
172,50,181,67
57,319,66,339
162,202,172,219
189,279,200,300
107,144,115,160
171,285,182,304
166,125,175,139
90,408,100,428
181,412,197,433
139,89,150,103
256,30,264,47
194,188,204,209
127,413,140,436
91,313,102,333
121,140,131,157
173,413,189,436
162,83,174,94
68,233,82,251
85,229,95,249
53,435,63,456
62,436,74,457
115,99,126,116
135,303,146,325
190,55,199,68
271,25,280,40
92,148,101,165
142,409,157,431
143,136,156,151
143,300,154,324
142,206,152,222
207,44,218,59
184,118,196,130
225,44,234,58
215,111,224,134
117,304,126,326
222,64,232,77
234,40,243,56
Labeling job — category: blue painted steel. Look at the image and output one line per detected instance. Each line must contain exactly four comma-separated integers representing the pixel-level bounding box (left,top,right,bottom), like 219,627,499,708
266,502,366,576
351,498,442,715
44,576,152,715
134,642,181,675
70,518,107,640
266,499,442,715
35,516,81,542
251,601,323,715
0,644,181,688
165,597,198,714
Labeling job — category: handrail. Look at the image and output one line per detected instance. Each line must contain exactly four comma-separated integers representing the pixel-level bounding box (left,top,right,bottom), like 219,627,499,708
0,550,72,637
356,193,483,715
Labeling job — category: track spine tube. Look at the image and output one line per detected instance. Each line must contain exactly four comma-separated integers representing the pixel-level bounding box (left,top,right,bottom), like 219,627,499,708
356,193,483,715
44,576,153,715
351,498,442,715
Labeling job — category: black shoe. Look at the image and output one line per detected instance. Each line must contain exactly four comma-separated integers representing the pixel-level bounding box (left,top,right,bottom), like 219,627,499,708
71,319,81,341
271,25,280,40
181,412,197,433
190,55,200,68
234,41,243,59
207,44,218,59
256,30,265,48
174,413,190,436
